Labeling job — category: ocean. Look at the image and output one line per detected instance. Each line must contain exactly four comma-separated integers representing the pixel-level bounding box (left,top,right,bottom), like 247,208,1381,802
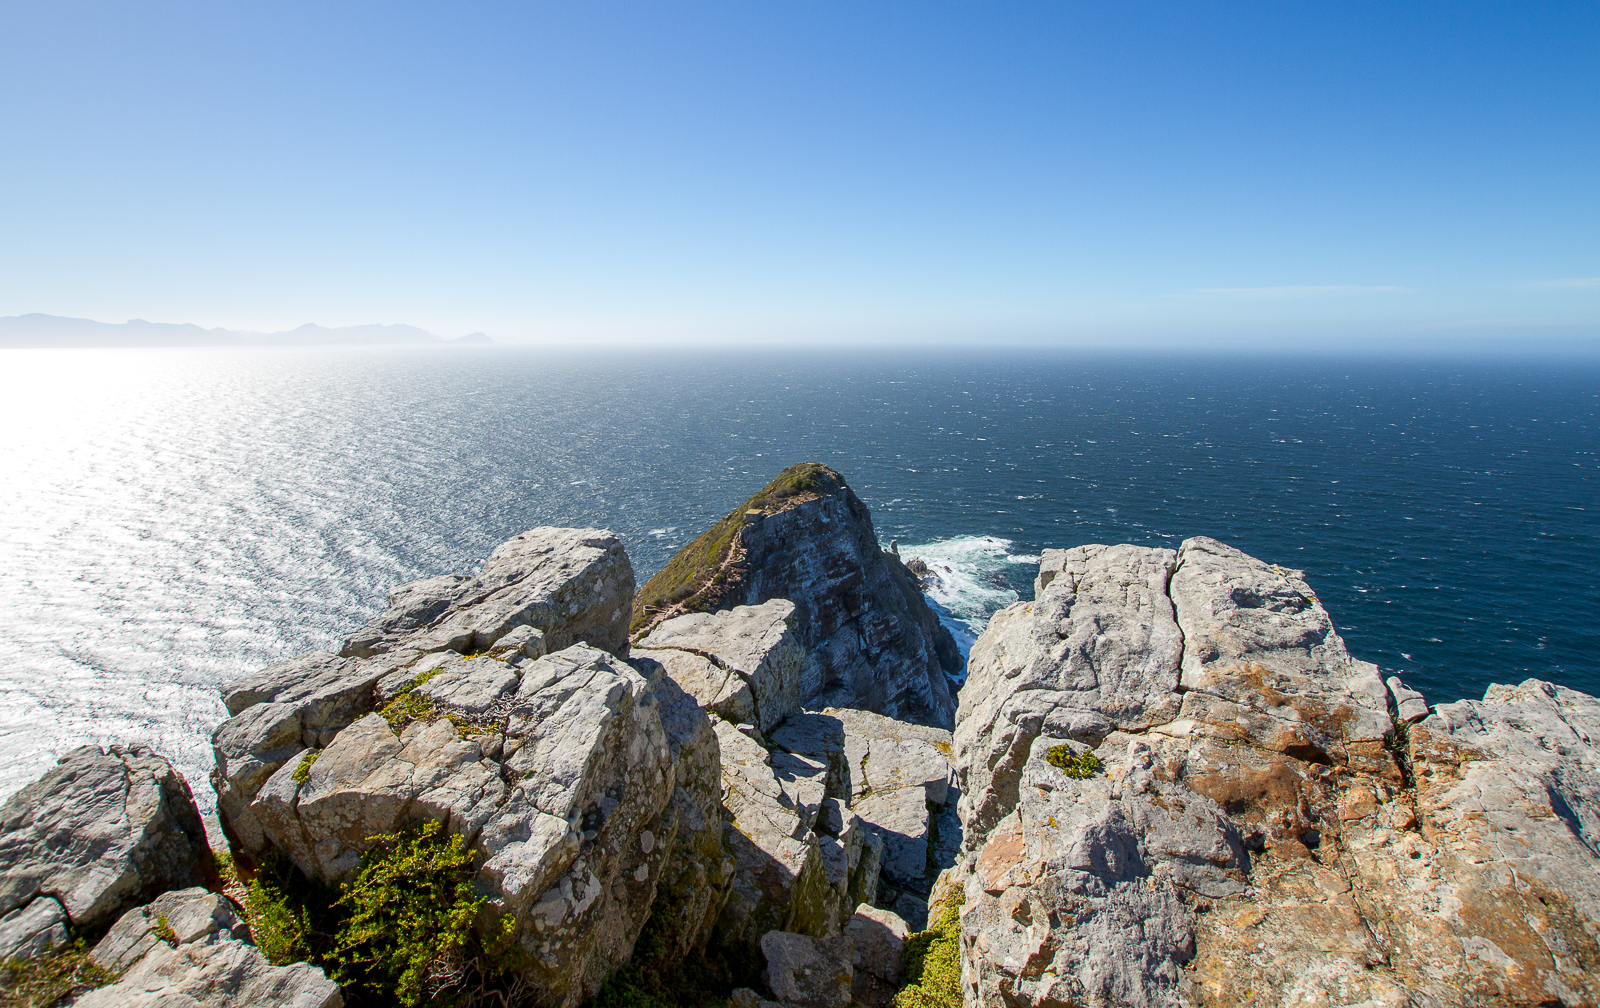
1,345,1594,809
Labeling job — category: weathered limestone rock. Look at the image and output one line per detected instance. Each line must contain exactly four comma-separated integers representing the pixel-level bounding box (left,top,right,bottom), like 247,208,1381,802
760,930,854,1008
715,716,879,944
632,464,961,728
1387,675,1430,722
951,536,1600,1008
225,642,697,1008
76,887,341,1008
640,664,735,960
844,905,909,1007
636,600,804,734
213,527,634,865
341,526,634,659
0,896,68,960
0,745,213,959
827,708,959,900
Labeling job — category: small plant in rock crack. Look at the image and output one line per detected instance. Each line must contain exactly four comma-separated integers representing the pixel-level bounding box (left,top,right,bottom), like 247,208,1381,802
291,749,321,784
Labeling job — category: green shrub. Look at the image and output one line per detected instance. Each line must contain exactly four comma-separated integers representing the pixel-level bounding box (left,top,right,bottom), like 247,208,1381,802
244,850,335,968
1045,744,1101,779
332,820,496,1006
894,890,964,1008
243,821,519,1008
0,941,117,1008
153,914,177,947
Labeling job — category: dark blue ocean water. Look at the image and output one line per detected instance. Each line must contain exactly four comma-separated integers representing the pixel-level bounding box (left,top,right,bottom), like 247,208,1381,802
2,345,1594,805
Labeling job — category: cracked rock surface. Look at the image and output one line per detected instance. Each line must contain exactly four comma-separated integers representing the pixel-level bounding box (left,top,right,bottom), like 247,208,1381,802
633,464,962,728
76,887,342,1008
209,527,716,1008
950,536,1600,1008
0,745,213,961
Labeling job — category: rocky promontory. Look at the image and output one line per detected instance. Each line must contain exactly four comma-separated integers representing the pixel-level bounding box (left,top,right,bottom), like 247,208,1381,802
2,462,1597,1008
633,464,963,729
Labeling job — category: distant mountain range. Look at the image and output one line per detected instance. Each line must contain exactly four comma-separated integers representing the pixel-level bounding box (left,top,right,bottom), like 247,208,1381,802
0,313,493,348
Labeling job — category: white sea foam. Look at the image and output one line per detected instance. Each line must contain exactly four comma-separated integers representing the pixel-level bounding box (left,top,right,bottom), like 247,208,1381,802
892,534,1041,685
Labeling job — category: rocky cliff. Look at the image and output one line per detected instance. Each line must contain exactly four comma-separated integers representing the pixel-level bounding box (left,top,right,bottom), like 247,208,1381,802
5,482,1598,1008
201,521,958,1006
945,537,1600,1008
633,463,963,729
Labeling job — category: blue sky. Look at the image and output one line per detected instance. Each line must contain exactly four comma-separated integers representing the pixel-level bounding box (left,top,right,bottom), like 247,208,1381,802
2,1,1596,348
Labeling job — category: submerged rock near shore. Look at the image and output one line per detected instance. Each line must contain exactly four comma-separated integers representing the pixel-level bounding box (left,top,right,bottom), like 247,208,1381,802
4,463,1597,1008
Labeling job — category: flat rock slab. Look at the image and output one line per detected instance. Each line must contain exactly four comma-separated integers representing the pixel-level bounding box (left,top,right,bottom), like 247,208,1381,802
637,600,803,734
760,930,854,1008
77,888,341,1008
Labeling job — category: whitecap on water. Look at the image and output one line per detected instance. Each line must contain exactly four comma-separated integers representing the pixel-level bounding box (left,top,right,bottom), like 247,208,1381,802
891,534,1040,687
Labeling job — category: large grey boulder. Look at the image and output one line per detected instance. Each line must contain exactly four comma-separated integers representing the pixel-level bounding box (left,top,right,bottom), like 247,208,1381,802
76,887,341,1008
844,905,908,1007
341,527,634,659
759,930,854,1008
213,527,635,866
217,639,718,1008
0,746,213,959
950,536,1600,1008
636,600,804,734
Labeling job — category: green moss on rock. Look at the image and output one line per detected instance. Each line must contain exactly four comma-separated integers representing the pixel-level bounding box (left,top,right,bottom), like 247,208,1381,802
1045,744,1100,779
0,941,118,1008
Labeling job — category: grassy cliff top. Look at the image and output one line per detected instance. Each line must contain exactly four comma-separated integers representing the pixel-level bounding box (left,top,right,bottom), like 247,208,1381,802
630,463,843,637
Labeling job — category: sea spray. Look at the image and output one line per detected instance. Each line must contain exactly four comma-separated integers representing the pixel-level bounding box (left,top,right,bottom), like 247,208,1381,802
892,535,1040,686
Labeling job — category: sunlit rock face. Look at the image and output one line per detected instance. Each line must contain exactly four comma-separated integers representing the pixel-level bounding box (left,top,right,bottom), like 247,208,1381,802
632,464,963,729
0,745,215,961
76,887,343,1008
209,527,724,1008
950,536,1600,1008
340,526,635,660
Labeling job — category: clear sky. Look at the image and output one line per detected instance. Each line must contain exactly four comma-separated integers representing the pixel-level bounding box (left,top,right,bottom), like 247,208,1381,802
3,1,1596,349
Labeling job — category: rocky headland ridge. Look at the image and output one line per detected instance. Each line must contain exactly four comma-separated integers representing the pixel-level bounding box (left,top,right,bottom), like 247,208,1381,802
2,463,1596,1008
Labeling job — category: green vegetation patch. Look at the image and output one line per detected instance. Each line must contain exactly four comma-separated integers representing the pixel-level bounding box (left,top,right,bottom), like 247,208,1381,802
291,748,321,784
1045,744,1101,779
152,914,178,947
631,463,842,636
379,664,489,738
0,941,118,1008
244,820,520,1008
894,889,965,1008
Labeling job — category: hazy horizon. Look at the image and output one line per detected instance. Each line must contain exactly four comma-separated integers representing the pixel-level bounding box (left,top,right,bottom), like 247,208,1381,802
2,2,1595,351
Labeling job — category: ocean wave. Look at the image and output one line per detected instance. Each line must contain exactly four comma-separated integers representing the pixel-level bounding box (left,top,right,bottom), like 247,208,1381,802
892,535,1039,685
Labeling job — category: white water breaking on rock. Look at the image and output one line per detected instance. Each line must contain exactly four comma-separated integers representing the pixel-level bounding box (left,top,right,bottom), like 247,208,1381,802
893,535,1040,684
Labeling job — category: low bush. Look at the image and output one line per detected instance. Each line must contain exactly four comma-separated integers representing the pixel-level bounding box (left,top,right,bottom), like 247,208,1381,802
1045,744,1101,779
894,890,964,1008
244,820,519,1008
